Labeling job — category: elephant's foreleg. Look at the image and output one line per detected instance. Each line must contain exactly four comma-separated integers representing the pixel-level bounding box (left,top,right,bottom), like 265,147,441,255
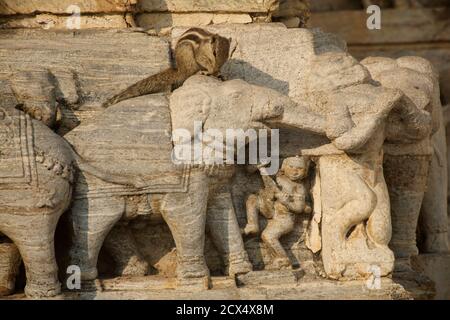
160,170,210,283
384,155,430,270
69,196,125,280
0,211,61,297
206,186,252,277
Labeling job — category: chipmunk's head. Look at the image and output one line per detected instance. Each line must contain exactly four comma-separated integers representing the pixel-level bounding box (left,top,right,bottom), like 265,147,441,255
211,34,231,75
281,156,310,181
183,28,231,77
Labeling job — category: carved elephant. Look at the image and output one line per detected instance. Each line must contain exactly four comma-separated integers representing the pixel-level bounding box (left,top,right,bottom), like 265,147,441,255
0,106,73,297
0,74,326,297
62,75,327,289
362,56,449,272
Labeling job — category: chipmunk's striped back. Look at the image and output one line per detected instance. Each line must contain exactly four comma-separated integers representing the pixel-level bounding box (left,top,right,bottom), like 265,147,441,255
102,28,231,108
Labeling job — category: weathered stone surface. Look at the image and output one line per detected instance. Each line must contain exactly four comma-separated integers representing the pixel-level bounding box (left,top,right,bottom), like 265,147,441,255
137,0,279,13
136,13,253,31
0,29,170,123
0,13,131,29
4,277,415,300
0,0,137,15
0,21,447,300
236,270,302,287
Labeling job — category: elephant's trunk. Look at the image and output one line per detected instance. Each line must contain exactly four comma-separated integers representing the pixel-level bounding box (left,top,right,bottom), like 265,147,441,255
264,102,327,135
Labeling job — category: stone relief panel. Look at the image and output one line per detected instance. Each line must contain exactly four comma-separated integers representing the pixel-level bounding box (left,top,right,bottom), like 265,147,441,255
0,23,447,299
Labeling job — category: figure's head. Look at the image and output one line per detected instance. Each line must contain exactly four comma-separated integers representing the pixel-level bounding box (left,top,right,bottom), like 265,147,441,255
281,156,310,181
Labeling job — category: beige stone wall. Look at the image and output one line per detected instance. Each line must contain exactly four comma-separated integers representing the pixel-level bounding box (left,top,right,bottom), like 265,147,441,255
0,1,313,31
0,0,302,31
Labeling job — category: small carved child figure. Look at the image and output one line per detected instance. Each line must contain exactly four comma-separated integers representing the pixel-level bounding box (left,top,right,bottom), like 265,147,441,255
244,156,312,269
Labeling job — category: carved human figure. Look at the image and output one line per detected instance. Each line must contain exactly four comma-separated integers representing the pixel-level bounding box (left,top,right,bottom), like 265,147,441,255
244,156,312,269
361,56,448,272
302,82,432,279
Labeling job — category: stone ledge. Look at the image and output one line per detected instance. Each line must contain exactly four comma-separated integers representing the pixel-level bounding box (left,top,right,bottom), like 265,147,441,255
138,0,278,13
136,13,253,31
2,275,419,300
0,13,133,29
0,0,136,15
0,0,278,15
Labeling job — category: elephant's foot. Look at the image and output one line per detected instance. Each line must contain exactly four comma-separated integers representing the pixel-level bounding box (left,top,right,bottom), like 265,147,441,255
80,266,98,281
25,280,61,298
117,255,149,277
176,255,210,290
177,255,209,279
68,247,99,281
226,251,253,277
393,257,413,273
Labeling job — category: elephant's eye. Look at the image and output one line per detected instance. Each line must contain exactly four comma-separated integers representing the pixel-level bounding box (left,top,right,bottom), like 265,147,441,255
230,92,242,100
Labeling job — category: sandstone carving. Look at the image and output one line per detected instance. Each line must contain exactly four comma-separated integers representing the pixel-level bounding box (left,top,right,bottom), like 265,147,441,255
0,20,448,300
62,75,336,289
244,157,312,270
361,56,449,272
0,102,74,297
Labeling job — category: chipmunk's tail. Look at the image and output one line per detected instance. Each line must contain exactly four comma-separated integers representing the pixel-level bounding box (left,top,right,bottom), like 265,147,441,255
102,69,186,108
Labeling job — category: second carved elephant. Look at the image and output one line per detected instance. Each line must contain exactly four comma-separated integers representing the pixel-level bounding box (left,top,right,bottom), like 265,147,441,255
63,75,329,288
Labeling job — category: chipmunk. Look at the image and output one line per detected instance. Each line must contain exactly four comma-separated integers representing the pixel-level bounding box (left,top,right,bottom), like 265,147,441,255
102,28,231,108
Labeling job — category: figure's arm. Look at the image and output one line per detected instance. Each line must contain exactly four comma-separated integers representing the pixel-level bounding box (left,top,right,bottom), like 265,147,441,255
275,175,294,192
332,88,403,151
332,114,382,151
259,167,281,194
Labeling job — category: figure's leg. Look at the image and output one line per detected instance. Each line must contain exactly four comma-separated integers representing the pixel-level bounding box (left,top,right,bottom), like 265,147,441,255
0,241,21,296
261,218,292,270
243,194,260,235
160,169,210,284
103,223,149,276
0,210,62,297
367,173,392,247
69,196,125,280
319,157,380,279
